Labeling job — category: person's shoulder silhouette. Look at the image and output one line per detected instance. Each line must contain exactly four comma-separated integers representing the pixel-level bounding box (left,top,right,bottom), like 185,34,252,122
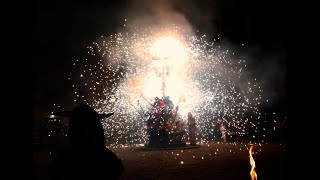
49,104,124,180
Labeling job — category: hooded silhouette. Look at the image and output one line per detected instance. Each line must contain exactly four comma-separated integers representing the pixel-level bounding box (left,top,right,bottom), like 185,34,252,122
49,104,124,180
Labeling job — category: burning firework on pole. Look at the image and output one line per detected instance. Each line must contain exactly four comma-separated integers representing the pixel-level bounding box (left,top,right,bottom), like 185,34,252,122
249,145,258,180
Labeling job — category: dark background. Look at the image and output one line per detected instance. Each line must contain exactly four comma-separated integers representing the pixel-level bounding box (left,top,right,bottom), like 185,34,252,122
33,0,286,112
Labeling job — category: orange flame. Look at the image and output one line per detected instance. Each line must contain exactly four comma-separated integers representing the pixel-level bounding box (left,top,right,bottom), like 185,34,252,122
249,145,258,180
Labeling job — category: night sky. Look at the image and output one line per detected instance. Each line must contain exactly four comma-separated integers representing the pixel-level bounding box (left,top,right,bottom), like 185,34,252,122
33,0,286,112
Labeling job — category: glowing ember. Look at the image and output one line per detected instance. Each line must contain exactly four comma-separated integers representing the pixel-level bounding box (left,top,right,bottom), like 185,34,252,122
249,145,258,180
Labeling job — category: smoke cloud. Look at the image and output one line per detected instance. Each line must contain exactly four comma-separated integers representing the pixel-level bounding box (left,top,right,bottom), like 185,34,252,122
118,0,220,37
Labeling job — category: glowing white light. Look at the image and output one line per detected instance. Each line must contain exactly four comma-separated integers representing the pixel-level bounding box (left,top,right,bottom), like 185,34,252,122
149,36,187,65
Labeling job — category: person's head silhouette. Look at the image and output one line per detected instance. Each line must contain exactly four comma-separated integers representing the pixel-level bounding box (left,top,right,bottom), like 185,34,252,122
54,104,114,147
50,105,124,180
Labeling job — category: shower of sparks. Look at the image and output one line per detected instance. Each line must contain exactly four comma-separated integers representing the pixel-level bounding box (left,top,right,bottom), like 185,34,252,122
69,25,265,146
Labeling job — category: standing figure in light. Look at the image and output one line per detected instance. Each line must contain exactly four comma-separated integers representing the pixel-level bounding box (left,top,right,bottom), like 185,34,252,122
220,121,227,142
188,112,197,145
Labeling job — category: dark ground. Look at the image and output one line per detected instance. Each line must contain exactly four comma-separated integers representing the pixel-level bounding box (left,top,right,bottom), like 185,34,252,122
34,141,287,180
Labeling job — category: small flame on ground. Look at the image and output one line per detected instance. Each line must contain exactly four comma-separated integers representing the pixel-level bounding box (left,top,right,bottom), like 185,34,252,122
249,145,258,180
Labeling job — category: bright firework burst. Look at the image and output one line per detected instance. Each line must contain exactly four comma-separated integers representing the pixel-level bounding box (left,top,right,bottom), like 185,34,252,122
70,25,263,146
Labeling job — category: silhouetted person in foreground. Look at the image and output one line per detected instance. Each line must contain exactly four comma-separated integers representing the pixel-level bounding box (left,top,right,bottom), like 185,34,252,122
49,104,124,180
